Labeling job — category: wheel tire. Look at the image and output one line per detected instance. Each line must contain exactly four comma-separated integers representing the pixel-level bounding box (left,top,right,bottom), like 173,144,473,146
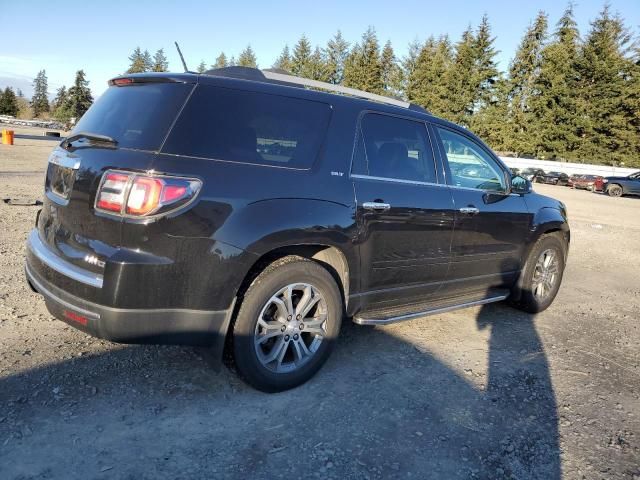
232,256,343,392
511,233,566,314
607,184,623,197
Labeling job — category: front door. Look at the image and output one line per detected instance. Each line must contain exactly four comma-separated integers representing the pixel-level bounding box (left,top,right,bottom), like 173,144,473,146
628,172,640,194
352,113,455,308
432,125,532,296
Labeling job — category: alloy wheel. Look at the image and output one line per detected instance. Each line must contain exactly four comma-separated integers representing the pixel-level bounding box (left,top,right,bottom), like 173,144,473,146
532,248,560,300
254,283,328,373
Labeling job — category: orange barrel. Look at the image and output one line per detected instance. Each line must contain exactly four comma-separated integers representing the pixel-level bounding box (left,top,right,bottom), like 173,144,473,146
1,129,15,145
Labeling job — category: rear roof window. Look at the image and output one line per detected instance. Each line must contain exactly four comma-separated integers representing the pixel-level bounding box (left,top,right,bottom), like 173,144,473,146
162,85,332,169
71,83,193,151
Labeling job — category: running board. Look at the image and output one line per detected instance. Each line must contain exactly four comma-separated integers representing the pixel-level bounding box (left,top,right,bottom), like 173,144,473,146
353,294,509,326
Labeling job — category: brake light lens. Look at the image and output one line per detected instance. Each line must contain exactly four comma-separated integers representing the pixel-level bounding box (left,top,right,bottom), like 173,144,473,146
95,170,201,217
96,172,129,212
111,77,135,86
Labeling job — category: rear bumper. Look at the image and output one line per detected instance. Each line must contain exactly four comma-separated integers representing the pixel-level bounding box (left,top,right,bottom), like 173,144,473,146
25,232,236,354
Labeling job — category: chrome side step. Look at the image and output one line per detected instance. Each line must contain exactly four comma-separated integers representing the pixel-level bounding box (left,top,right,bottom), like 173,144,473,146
353,294,509,326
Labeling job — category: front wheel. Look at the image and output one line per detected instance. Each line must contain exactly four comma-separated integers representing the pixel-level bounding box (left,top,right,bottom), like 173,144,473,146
511,234,566,313
232,256,343,392
607,184,623,197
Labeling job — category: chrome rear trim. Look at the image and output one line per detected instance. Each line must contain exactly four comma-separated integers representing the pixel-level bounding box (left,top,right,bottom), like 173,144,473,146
27,229,103,289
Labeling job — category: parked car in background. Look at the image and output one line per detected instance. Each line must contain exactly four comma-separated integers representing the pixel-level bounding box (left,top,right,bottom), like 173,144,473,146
538,171,570,186
567,174,581,188
572,174,604,191
603,171,640,197
521,168,545,182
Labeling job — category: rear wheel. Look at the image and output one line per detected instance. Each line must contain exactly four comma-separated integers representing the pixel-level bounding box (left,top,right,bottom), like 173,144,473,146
607,184,623,197
232,256,342,392
512,234,566,313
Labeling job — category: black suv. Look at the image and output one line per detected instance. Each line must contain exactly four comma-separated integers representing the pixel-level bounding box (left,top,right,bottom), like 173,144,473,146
25,67,570,392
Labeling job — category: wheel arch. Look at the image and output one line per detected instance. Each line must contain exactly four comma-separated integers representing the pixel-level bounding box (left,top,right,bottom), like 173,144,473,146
222,243,353,362
238,244,351,307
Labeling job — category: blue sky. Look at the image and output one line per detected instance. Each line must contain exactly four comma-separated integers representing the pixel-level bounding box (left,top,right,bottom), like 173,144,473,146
1,0,638,98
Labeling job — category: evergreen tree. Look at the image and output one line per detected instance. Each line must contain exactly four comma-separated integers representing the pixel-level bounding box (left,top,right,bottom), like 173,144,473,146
152,49,169,72
444,27,477,125
575,5,637,165
197,61,207,73
16,88,23,98
291,35,313,77
142,50,153,71
400,39,422,98
471,76,510,152
325,31,349,84
273,45,293,72
627,45,640,167
31,69,49,117
0,87,19,116
237,45,258,68
530,4,581,160
51,86,67,111
407,36,453,117
380,40,402,96
64,70,93,121
127,47,147,73
343,27,383,94
308,46,329,81
213,52,229,69
471,15,500,114
506,11,548,154
468,16,504,146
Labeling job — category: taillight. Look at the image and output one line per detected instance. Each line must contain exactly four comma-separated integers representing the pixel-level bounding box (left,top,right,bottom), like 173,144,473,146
96,172,129,212
95,170,201,217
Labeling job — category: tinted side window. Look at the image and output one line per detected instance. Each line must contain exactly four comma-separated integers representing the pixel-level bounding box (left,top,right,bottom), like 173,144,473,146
436,127,507,192
359,113,436,183
163,86,331,168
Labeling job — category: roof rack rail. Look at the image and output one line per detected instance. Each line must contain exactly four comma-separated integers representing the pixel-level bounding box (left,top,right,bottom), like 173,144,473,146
203,66,429,112
262,69,410,109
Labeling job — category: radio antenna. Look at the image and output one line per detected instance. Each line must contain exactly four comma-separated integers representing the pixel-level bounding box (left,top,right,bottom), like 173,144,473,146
174,41,190,72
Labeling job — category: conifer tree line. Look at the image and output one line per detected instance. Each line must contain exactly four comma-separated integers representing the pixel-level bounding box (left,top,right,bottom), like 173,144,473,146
1,69,94,124
126,47,169,73
127,5,638,166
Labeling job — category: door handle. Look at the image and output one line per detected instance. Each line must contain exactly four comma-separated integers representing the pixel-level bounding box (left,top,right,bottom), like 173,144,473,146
459,207,480,215
363,202,391,211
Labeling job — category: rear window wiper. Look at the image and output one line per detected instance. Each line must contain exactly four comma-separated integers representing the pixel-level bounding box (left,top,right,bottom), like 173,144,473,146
62,132,118,150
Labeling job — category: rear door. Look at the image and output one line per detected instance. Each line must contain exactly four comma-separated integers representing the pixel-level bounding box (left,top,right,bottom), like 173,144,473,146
352,113,455,308
38,80,194,275
432,125,531,296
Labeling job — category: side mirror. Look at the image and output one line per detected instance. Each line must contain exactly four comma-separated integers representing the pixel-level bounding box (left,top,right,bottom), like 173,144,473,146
511,175,532,195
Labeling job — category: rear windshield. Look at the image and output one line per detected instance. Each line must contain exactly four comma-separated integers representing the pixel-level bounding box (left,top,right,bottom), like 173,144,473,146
162,85,332,169
71,83,193,151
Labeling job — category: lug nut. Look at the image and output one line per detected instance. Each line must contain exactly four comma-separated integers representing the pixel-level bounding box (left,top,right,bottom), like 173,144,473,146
281,325,286,332
284,335,290,341
293,334,299,340
287,315,292,321
299,323,304,330
296,314,301,320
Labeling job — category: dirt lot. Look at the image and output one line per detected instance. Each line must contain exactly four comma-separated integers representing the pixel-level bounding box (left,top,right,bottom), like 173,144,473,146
0,134,638,479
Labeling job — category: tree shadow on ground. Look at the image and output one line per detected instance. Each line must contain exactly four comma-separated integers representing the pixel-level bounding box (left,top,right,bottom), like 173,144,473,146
0,303,559,480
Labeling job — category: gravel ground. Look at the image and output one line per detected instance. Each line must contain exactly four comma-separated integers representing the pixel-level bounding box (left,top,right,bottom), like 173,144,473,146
0,135,638,479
